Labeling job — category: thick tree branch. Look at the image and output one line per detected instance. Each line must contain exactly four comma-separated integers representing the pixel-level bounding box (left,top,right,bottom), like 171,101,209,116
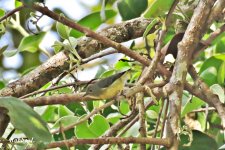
166,0,216,149
45,137,171,149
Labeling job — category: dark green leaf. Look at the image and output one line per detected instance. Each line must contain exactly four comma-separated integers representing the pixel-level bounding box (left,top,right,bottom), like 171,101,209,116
18,32,46,53
70,10,117,38
117,0,147,20
179,130,218,150
0,97,51,143
0,81,5,89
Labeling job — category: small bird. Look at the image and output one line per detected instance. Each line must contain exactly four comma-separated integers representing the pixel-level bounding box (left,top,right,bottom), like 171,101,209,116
84,70,130,99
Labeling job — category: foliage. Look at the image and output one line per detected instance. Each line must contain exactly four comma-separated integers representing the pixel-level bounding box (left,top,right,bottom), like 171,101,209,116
0,0,224,149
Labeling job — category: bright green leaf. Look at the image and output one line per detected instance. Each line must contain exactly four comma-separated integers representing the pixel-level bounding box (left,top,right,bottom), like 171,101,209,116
15,0,23,8
114,60,131,71
181,97,205,117
0,9,5,17
0,97,51,143
70,10,117,38
89,115,110,136
143,0,175,18
42,105,58,122
58,105,74,118
18,32,46,53
119,100,130,115
56,21,70,39
75,114,110,138
143,18,159,37
217,61,225,85
210,84,225,103
199,54,225,74
200,67,217,86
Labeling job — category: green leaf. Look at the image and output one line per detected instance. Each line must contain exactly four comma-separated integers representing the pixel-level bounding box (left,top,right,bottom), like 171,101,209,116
107,112,122,124
199,54,225,74
56,20,71,39
75,114,110,138
200,67,217,86
52,41,63,53
143,18,159,37
0,9,5,17
117,0,147,20
114,60,131,71
217,61,225,85
3,49,18,57
119,100,130,115
42,105,58,122
15,0,23,8
181,97,205,117
179,130,218,150
0,97,51,143
0,45,8,56
0,81,5,89
58,105,74,118
143,0,175,18
52,115,79,129
18,32,46,53
210,84,225,103
70,10,117,38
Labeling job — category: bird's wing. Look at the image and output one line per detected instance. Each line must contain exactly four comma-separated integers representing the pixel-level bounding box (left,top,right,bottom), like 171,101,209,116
96,71,127,88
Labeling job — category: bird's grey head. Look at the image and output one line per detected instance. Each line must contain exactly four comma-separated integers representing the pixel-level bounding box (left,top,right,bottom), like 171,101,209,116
85,84,97,95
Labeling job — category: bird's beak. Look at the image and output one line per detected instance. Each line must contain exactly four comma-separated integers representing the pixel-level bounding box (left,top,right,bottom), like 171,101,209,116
83,93,88,97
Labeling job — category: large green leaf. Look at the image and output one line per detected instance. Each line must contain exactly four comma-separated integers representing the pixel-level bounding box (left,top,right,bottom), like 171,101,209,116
181,97,205,117
200,67,218,86
18,32,46,53
143,0,175,18
0,97,51,143
199,55,225,86
70,10,117,38
179,130,218,150
75,114,110,138
117,0,147,20
199,54,225,74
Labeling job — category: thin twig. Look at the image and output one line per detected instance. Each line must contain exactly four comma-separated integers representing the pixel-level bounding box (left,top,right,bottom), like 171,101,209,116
0,6,25,23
